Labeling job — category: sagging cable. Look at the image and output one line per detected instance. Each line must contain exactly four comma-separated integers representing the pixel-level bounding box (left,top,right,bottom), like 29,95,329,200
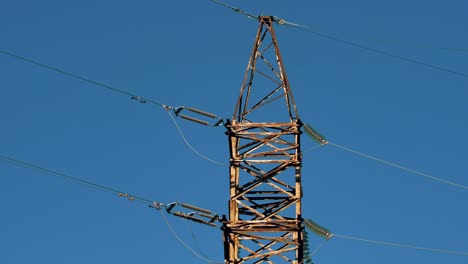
304,218,333,240
303,123,328,145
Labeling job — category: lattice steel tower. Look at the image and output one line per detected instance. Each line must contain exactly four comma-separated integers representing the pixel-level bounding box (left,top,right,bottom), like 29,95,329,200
223,16,304,263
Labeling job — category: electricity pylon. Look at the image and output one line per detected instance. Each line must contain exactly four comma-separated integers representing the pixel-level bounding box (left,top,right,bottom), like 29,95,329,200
223,16,304,263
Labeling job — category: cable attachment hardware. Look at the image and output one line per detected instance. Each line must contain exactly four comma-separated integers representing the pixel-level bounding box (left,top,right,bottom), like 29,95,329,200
173,106,224,127
149,201,164,210
162,104,174,111
131,96,147,103
304,218,333,240
272,16,286,25
303,123,328,145
165,202,220,227
118,193,135,201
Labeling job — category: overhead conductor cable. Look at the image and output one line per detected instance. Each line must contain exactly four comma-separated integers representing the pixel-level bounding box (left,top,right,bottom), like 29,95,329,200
333,233,468,256
328,142,468,190
0,154,157,206
165,109,229,167
301,120,467,190
208,1,468,79
0,50,225,127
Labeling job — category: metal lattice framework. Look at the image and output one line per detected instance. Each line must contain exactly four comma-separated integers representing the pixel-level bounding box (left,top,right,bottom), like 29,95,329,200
223,16,304,263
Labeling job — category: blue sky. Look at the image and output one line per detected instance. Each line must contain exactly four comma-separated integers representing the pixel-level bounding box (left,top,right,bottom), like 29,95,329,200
1,0,467,263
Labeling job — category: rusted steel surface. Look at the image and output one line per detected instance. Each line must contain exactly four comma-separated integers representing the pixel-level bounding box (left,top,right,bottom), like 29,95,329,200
224,16,304,264
233,17,300,124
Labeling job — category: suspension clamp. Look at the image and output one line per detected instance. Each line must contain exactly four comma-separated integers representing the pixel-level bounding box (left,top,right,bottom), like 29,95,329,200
118,193,135,201
131,96,147,103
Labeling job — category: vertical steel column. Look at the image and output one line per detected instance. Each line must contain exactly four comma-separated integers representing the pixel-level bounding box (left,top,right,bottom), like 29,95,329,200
223,16,304,264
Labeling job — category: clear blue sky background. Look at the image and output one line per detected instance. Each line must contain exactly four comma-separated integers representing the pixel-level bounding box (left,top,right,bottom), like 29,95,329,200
1,1,467,263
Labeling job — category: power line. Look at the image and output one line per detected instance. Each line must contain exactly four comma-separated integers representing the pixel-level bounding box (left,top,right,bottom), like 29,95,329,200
211,0,467,187
300,124,467,190
0,49,229,168
334,233,468,256
209,0,468,79
294,24,468,54
303,217,468,257
289,26,468,79
328,142,468,190
302,142,328,154
7,46,461,200
338,32,468,54
0,154,156,205
3,6,466,262
6,41,462,189
0,49,164,107
0,153,224,262
4,150,466,259
0,49,227,128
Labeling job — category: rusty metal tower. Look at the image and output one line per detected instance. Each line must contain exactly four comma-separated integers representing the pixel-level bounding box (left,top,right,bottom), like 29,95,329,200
223,16,304,263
